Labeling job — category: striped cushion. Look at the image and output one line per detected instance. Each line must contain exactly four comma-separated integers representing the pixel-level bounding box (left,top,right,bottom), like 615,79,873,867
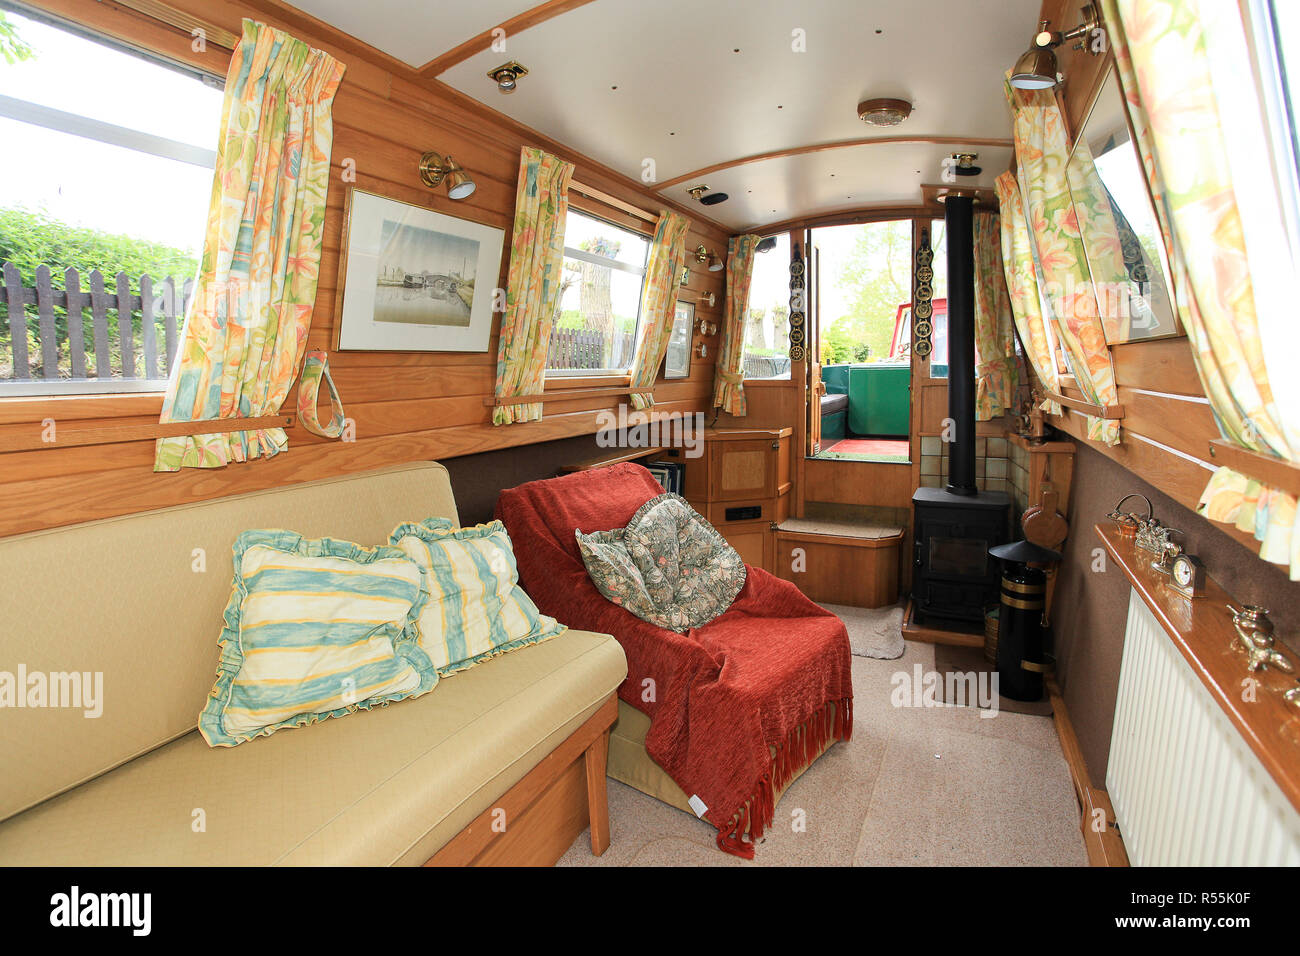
390,519,566,675
198,530,437,748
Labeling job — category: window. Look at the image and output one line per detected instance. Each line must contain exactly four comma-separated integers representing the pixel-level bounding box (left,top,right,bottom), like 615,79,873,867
743,233,791,380
0,9,223,393
546,209,649,376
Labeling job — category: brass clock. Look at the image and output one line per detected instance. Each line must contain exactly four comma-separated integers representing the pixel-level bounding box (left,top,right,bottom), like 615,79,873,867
1169,552,1206,598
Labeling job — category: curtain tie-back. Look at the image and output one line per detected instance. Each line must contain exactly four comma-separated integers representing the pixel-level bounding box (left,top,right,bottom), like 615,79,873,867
297,350,346,439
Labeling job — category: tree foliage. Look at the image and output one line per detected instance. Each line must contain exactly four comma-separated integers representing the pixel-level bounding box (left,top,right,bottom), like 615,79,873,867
0,12,34,65
822,220,912,364
0,206,201,379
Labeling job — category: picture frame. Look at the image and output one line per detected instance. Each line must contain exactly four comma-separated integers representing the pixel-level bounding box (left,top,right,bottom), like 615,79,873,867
664,300,693,380
334,188,506,352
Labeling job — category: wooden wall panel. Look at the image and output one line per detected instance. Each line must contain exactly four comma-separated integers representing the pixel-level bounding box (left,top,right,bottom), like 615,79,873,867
0,0,730,536
803,459,913,509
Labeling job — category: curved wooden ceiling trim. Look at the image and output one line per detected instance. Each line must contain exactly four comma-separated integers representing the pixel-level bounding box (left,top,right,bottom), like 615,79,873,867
655,135,1014,191
417,0,601,78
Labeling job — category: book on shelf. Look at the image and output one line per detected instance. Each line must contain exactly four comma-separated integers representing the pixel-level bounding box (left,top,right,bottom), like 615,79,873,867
646,460,683,495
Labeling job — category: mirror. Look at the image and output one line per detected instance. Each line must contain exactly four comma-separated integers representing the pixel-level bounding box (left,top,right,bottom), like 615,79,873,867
1066,67,1180,343
664,301,693,379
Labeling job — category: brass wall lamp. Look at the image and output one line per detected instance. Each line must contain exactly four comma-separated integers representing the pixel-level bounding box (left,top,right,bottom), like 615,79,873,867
694,244,724,272
419,151,476,200
1009,3,1103,89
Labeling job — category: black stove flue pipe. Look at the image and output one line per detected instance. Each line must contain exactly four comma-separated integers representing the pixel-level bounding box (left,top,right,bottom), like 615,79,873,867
944,195,977,497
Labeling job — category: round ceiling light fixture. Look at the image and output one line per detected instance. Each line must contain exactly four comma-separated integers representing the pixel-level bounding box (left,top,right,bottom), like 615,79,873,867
856,97,912,127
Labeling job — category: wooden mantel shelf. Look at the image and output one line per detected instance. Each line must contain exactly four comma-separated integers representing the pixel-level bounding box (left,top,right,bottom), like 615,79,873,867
1095,523,1300,813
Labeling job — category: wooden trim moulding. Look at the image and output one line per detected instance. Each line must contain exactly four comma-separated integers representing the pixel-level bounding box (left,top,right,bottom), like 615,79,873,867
0,413,293,453
416,0,601,77
656,136,1015,191
1208,439,1300,499
570,180,657,223
487,386,652,407
1048,676,1130,866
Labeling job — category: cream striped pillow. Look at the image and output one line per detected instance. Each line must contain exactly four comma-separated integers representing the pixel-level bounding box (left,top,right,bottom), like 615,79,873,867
198,530,437,747
390,519,566,675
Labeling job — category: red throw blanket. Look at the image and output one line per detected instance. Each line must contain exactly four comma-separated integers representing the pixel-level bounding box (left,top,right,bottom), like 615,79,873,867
496,463,852,857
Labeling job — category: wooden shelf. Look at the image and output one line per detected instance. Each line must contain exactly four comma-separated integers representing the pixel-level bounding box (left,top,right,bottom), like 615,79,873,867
1095,523,1300,813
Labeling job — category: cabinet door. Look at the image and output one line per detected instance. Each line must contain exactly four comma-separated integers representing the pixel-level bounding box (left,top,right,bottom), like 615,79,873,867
710,438,777,501
721,523,770,570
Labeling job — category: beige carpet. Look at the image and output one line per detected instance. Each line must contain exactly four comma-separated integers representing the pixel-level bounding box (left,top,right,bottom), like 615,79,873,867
558,639,1087,867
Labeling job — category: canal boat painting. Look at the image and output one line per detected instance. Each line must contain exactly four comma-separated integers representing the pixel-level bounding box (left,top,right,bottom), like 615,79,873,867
375,219,478,327
335,189,505,352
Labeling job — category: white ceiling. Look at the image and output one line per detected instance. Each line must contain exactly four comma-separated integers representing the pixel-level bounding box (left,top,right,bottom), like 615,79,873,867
289,0,538,68
291,0,1040,229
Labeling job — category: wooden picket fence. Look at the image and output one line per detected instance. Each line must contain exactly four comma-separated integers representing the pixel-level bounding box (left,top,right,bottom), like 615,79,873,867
547,327,635,371
0,262,193,392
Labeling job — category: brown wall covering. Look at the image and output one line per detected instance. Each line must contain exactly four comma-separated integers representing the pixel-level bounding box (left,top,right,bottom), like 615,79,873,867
0,0,728,539
1052,440,1300,783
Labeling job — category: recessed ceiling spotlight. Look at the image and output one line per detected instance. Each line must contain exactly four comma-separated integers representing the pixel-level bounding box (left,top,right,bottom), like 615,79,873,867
857,97,912,127
487,60,528,93
687,184,729,206
948,152,983,176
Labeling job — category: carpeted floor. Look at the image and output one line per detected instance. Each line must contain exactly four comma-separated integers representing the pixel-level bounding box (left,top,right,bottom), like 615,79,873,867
817,438,910,462
558,639,1087,867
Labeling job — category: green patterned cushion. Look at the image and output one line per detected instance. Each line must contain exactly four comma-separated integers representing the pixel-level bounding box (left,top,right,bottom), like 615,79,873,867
198,530,437,748
576,493,747,632
389,519,566,675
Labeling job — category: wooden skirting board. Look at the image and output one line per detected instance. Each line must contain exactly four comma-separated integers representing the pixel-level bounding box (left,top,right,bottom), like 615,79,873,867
1046,677,1130,867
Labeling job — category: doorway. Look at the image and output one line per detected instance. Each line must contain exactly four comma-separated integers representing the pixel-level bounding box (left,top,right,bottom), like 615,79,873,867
807,219,919,463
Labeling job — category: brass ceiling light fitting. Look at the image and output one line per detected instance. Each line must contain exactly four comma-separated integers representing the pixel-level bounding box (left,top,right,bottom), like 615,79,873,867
694,244,724,272
419,151,476,200
856,97,912,127
949,152,982,176
1010,4,1103,90
687,183,729,206
487,60,528,93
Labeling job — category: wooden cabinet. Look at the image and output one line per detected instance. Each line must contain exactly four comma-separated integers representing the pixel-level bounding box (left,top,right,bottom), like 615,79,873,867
679,427,791,572
567,427,793,574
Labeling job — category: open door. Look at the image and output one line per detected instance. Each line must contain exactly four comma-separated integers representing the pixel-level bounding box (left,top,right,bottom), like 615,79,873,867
802,237,822,458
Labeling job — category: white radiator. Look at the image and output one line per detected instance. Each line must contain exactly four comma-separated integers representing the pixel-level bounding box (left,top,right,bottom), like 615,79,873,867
1106,591,1300,866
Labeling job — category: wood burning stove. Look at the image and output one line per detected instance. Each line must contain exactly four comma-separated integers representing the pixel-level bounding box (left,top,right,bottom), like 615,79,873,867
912,487,1009,624
911,194,1009,625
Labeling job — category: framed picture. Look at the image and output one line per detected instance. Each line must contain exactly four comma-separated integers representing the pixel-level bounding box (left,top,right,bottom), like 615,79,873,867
664,301,693,380
334,188,505,352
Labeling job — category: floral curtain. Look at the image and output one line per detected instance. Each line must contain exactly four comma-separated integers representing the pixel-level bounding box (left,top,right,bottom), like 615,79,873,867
627,210,691,410
994,171,1062,416
1006,75,1121,445
972,211,1018,419
1103,0,1300,578
712,234,759,416
493,147,575,425
154,20,344,471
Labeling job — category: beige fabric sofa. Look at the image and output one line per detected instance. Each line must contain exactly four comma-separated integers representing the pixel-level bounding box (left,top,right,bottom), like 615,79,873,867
0,462,627,865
